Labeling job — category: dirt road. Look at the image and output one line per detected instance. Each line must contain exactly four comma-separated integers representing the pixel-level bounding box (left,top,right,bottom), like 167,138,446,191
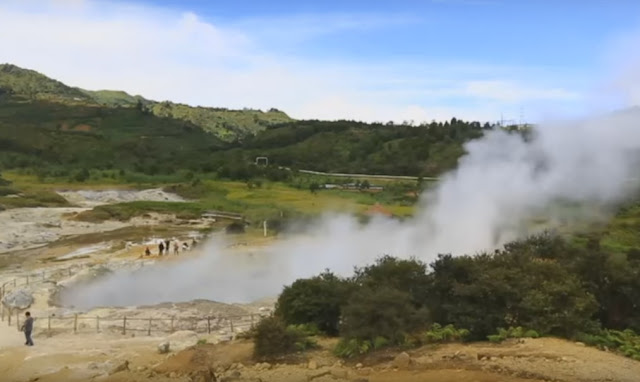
1,331,639,382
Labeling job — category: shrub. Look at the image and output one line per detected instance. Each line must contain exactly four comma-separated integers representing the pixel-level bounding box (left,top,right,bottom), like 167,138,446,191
340,285,429,344
73,168,90,182
276,272,350,336
0,186,18,196
253,316,314,360
421,323,470,344
353,256,431,309
576,329,640,360
225,221,245,234
487,327,541,343
28,190,69,205
334,338,373,358
0,173,11,186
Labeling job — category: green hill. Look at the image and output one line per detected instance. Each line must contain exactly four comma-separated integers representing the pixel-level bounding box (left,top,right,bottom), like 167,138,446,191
211,119,489,177
0,64,92,103
79,89,149,107
0,94,225,175
0,63,496,179
0,64,292,141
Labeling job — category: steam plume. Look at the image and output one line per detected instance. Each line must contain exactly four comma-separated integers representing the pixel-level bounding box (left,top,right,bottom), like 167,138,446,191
61,110,640,309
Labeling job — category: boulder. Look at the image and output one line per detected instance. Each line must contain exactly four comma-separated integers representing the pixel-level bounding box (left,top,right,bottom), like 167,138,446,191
330,367,348,379
392,352,411,369
109,360,130,375
307,370,331,381
157,341,170,354
2,288,34,310
189,367,217,382
166,330,199,351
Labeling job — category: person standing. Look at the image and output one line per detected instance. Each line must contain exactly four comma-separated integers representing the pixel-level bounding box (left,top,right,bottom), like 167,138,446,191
20,311,34,346
158,241,165,256
174,241,180,255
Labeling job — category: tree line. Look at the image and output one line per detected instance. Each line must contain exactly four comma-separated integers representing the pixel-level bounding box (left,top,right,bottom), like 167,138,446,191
0,95,499,180
251,232,640,360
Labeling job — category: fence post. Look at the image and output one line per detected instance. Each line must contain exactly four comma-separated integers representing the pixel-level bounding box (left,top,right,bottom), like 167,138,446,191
96,316,100,332
74,314,78,334
8,309,11,325
229,318,234,334
48,314,52,337
170,317,174,333
148,318,152,336
207,316,211,334
123,316,127,335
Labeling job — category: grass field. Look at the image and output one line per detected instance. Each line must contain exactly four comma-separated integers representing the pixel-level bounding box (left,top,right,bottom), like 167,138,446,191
2,172,415,224
4,171,640,255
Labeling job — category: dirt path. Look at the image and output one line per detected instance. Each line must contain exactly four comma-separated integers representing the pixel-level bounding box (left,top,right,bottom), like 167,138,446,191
1,332,636,382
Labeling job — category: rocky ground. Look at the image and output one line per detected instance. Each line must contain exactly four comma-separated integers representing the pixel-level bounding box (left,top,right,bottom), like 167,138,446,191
56,189,185,208
0,189,188,254
1,331,639,382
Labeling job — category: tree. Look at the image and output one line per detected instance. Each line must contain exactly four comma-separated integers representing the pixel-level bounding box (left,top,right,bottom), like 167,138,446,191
340,286,428,343
427,237,599,339
253,316,305,360
309,182,320,194
73,168,90,183
276,272,350,335
353,256,431,309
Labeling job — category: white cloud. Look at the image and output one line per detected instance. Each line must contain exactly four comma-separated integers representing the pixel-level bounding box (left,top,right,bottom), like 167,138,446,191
0,0,588,123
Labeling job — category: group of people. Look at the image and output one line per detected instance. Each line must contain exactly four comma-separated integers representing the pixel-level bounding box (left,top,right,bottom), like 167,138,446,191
144,238,198,256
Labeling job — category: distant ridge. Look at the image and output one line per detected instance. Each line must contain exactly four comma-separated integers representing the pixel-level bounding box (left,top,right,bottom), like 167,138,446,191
0,63,293,141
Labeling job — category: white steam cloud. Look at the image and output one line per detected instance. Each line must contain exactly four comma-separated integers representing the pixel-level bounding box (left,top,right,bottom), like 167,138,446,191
61,109,640,310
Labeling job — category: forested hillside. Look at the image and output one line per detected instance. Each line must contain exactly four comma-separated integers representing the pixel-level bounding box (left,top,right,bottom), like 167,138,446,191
0,95,224,177
0,64,292,141
0,64,496,179
218,119,490,176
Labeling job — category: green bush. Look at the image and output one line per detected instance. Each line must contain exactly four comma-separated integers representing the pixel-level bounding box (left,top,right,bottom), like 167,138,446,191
428,236,598,339
276,272,351,336
0,186,18,196
576,329,640,360
28,190,69,205
339,285,429,344
334,338,373,359
253,316,315,360
353,256,431,309
487,327,541,343
421,323,470,344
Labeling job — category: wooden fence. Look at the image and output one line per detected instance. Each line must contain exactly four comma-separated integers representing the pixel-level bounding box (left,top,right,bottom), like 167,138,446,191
0,263,91,300
0,263,91,325
0,263,268,337
5,310,264,337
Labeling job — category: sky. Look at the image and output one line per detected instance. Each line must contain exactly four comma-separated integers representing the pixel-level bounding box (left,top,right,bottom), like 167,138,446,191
1,0,639,123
